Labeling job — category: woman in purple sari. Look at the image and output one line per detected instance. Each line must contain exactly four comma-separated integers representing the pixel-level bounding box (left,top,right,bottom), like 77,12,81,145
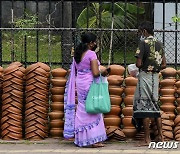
64,32,109,147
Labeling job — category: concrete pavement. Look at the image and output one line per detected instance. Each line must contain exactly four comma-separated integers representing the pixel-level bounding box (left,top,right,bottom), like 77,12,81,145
0,138,179,154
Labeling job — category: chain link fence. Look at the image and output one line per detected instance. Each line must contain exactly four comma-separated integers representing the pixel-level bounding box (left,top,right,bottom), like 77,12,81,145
0,28,180,70
0,1,180,70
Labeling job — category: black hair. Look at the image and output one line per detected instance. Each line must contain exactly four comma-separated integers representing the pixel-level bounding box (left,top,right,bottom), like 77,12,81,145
138,21,154,35
74,32,97,64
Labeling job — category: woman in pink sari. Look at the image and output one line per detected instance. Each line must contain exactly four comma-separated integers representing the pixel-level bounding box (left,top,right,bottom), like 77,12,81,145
64,32,109,147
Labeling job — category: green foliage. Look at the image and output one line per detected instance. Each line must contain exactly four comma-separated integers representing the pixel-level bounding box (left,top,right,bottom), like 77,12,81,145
77,2,145,28
77,2,142,65
13,12,39,27
2,32,62,65
9,12,42,61
101,49,136,64
3,11,62,63
3,12,62,68
2,9,137,68
172,15,180,23
12,11,41,38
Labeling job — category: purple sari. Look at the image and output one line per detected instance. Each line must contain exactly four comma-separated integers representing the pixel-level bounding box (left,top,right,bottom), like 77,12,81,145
64,50,107,147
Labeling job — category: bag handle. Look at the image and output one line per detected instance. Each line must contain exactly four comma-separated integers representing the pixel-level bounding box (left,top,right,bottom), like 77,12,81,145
93,73,103,84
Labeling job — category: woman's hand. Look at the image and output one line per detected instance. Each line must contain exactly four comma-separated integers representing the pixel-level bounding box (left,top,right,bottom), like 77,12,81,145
101,67,111,77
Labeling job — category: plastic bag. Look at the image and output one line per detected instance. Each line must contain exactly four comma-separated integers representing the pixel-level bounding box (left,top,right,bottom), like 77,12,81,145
128,64,139,77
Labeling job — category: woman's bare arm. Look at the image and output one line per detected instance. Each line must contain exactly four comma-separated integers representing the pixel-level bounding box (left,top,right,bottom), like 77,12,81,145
91,59,100,77
91,60,110,77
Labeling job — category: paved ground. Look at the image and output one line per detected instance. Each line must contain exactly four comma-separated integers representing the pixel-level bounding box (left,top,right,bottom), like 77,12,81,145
0,138,179,154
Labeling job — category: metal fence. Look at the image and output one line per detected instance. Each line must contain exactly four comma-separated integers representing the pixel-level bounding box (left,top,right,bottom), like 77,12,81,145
0,0,180,69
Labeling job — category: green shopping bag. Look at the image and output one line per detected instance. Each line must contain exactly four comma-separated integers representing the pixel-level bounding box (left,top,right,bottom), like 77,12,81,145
85,76,111,114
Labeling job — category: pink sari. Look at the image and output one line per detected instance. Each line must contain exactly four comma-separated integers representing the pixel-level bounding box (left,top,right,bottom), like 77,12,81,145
64,50,107,147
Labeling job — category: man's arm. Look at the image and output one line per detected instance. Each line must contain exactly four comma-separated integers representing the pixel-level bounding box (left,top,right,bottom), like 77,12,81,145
136,58,142,68
161,55,166,69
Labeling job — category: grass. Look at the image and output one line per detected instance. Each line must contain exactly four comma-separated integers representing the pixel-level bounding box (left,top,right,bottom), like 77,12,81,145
101,50,136,65
2,31,62,67
1,31,136,69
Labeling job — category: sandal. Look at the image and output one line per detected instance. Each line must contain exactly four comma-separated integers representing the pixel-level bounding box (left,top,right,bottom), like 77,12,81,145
137,142,149,147
92,143,104,148
64,138,74,141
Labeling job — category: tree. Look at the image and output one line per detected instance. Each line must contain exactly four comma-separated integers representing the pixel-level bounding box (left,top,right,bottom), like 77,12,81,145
77,2,145,28
8,12,41,62
76,2,144,64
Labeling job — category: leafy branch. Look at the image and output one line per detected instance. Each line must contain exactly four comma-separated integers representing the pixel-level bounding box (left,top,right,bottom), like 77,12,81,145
172,15,180,23
6,11,42,61
12,11,41,37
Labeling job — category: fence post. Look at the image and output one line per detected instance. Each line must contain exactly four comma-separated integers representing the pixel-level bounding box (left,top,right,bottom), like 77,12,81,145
0,1,2,66
62,1,73,69
175,0,178,69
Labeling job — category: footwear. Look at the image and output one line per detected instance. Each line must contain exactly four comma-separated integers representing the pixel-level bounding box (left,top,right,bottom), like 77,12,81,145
92,143,104,148
64,138,74,141
137,141,150,147
155,135,164,142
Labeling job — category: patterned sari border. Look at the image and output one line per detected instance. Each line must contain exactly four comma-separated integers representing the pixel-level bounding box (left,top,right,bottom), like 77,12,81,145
74,134,107,147
75,116,101,134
